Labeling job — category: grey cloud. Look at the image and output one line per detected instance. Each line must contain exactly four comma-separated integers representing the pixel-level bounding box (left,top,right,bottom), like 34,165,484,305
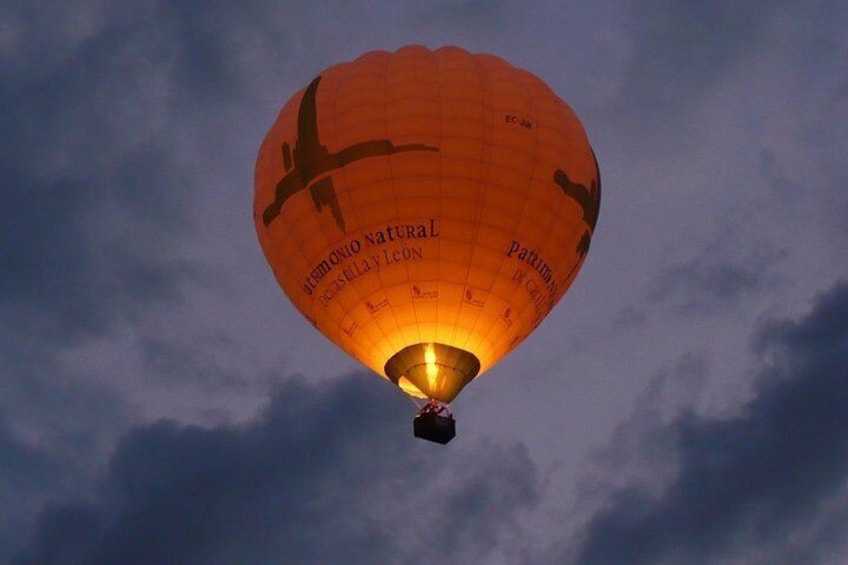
0,152,196,342
0,317,130,457
409,0,509,28
0,166,93,330
608,306,649,334
140,335,257,394
3,0,426,343
13,374,540,565
569,280,848,564
1,4,234,341
617,1,773,116
648,217,787,314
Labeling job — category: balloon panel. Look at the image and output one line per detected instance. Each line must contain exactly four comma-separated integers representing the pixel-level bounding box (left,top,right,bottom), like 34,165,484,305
254,45,599,401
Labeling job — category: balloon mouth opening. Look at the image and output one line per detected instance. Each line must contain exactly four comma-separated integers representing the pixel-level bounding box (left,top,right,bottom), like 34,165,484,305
384,343,481,403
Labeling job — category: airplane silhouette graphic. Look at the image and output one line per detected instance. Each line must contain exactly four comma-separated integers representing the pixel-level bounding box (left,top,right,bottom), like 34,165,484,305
262,76,440,232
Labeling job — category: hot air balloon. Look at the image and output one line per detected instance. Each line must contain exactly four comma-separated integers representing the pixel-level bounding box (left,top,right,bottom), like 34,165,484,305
254,45,600,444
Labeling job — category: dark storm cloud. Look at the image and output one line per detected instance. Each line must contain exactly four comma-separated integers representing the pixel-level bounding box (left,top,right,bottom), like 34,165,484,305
13,374,540,565
569,281,848,564
0,417,69,556
0,347,128,564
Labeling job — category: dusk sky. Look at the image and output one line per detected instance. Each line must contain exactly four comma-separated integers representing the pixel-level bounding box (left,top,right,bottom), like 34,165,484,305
2,2,847,564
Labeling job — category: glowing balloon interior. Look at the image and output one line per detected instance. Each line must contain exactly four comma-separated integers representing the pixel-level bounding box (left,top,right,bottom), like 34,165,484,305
254,45,600,431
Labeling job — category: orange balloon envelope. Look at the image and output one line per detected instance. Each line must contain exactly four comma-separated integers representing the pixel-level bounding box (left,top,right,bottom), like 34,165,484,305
254,45,600,410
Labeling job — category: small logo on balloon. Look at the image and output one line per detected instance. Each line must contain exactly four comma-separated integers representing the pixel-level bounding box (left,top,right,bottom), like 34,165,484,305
411,283,438,300
342,317,358,337
500,307,513,327
365,297,390,315
463,288,485,308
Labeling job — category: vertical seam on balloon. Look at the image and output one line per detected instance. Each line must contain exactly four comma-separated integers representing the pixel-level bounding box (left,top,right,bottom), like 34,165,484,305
378,49,409,361
325,68,349,355
471,62,536,367
342,60,396,371
285,84,324,336
520,79,570,338
456,49,494,357
481,68,532,364
549,133,586,309
433,47,447,349
462,57,508,369
319,71,359,363
440,51,485,354
542,97,592,318
255,113,287,312
404,49,434,346
424,47,441,352
331,62,384,371
351,67,393,369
